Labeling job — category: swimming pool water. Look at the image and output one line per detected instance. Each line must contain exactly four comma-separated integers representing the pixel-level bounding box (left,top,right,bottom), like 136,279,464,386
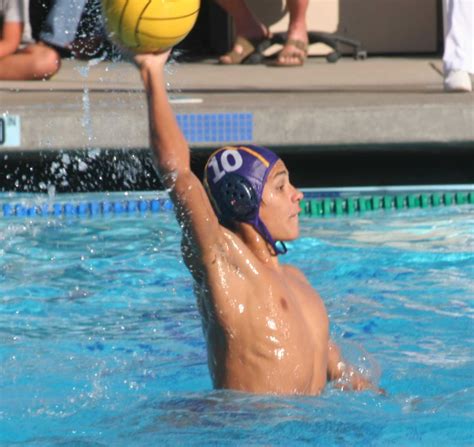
0,194,473,446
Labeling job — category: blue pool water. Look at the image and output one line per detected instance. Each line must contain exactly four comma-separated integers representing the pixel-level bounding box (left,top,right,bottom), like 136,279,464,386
0,193,473,446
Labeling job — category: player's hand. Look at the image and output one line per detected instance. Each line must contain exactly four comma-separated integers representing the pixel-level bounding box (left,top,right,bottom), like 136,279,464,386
133,48,172,70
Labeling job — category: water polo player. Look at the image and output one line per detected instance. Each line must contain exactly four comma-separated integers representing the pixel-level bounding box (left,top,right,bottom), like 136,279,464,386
134,50,383,395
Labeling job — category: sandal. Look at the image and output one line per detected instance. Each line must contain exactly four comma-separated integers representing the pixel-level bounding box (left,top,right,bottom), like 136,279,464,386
274,39,308,67
219,36,272,65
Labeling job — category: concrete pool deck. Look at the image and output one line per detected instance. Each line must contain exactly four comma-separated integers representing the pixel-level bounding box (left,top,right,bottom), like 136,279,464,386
1,56,473,151
0,56,473,190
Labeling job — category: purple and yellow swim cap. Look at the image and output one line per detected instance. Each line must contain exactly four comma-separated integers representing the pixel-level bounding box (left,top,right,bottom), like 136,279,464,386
203,145,287,255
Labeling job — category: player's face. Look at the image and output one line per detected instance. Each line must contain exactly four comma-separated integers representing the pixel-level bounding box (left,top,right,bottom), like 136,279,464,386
259,160,303,242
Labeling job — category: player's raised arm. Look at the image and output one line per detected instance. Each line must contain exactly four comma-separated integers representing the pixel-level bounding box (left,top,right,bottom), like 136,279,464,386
135,51,222,260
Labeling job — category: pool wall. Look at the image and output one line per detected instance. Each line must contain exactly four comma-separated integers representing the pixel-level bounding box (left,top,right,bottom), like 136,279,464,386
1,144,473,193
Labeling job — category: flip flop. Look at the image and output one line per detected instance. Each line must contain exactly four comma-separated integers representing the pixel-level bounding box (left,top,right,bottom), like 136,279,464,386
219,36,272,65
274,39,308,67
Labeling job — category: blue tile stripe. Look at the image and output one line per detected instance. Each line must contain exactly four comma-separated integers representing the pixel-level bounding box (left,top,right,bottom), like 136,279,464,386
176,112,253,143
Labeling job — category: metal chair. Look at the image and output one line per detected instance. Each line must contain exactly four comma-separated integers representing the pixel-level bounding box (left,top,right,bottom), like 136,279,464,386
271,31,367,63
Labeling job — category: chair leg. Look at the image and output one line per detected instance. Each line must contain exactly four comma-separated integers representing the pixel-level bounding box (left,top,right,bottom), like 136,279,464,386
271,31,367,63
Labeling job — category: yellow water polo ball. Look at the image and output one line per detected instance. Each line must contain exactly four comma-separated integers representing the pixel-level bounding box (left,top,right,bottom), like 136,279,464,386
102,0,200,53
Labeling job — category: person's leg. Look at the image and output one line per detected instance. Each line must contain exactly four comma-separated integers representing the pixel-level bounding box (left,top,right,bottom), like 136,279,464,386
443,0,473,91
215,0,270,64
276,0,309,66
443,0,474,73
215,0,267,40
0,43,61,80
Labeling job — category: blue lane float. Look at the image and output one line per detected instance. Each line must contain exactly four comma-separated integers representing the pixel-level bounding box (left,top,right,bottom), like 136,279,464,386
1,198,175,218
1,191,473,218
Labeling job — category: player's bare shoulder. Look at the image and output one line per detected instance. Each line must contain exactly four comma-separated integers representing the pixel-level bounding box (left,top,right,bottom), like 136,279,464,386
281,264,324,303
282,264,311,285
